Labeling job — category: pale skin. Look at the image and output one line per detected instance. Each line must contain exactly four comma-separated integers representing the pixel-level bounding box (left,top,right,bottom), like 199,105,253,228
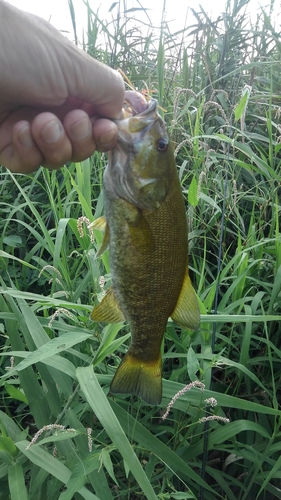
0,1,125,173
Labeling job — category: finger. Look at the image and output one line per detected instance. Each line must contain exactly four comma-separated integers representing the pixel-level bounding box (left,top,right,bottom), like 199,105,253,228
91,118,119,152
63,110,96,161
7,120,44,173
31,113,72,169
64,111,119,158
62,48,125,119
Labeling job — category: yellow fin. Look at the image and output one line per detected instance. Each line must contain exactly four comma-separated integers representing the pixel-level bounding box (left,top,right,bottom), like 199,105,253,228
171,270,200,330
89,216,107,231
89,216,110,257
96,223,110,257
110,352,162,405
91,287,125,323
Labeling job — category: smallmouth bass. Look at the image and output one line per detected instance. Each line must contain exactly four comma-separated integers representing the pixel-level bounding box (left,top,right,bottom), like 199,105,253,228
91,91,200,405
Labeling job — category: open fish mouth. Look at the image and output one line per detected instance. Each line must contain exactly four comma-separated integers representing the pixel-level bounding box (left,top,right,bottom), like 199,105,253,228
116,95,159,142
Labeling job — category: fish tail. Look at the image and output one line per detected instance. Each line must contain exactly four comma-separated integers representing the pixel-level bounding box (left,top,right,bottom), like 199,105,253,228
110,352,162,405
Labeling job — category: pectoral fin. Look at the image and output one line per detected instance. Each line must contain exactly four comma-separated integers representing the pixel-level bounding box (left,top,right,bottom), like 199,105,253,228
91,287,125,323
89,215,107,231
114,198,154,252
96,223,110,257
127,212,154,252
89,216,110,257
171,270,200,330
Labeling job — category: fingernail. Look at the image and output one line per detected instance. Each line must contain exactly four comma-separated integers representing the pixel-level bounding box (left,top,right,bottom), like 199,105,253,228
41,120,63,144
70,117,91,140
17,125,33,148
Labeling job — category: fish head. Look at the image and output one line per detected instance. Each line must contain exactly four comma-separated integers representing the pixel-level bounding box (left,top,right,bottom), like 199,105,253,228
106,97,175,210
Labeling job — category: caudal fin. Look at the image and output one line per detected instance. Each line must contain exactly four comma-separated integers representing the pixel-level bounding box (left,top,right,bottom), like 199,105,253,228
110,353,162,405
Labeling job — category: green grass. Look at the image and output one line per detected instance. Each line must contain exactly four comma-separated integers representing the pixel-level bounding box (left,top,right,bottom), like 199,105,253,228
1,0,281,498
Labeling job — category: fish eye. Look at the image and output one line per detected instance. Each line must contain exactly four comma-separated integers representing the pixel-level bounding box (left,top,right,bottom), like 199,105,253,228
157,138,169,152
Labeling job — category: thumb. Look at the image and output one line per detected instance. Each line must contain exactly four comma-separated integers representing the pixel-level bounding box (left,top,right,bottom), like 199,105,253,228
56,41,125,119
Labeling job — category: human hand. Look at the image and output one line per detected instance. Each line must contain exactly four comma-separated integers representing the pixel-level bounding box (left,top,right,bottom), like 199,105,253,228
0,2,125,173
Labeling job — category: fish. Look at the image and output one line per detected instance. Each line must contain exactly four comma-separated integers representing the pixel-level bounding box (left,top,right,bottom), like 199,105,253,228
91,90,200,405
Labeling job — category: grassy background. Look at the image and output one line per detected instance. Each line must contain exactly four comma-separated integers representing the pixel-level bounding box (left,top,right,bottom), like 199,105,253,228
0,0,281,498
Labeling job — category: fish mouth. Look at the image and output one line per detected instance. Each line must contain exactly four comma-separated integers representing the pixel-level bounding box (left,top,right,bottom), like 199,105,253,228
116,98,159,145
106,91,166,210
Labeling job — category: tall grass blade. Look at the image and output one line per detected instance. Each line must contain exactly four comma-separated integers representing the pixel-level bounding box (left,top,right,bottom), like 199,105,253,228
77,366,158,500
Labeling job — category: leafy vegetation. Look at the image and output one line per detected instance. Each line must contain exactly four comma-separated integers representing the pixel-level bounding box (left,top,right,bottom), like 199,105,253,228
1,0,281,498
